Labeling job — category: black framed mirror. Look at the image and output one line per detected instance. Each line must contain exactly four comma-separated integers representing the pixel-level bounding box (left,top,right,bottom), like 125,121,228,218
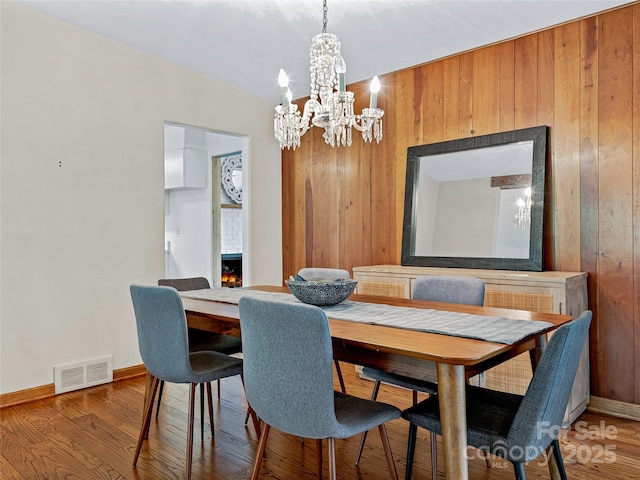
401,126,547,271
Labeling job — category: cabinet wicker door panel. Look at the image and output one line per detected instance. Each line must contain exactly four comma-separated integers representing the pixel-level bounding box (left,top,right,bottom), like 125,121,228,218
483,290,554,395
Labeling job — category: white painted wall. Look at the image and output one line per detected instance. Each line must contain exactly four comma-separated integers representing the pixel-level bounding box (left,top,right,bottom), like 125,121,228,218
0,2,282,394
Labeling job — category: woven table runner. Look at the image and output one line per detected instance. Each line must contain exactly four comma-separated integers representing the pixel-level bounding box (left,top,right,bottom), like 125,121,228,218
181,288,552,345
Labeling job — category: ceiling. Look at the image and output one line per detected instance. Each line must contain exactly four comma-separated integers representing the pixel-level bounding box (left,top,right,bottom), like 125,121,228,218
17,0,630,104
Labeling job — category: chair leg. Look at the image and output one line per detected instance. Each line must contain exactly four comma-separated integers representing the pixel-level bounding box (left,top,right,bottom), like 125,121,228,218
378,424,399,480
334,360,346,393
327,437,337,480
316,438,323,479
551,439,568,480
482,449,491,468
217,379,221,398
242,403,261,437
155,380,165,419
355,379,382,465
199,383,205,441
206,382,215,437
248,405,261,438
133,376,160,467
430,432,438,480
250,423,271,480
513,462,526,480
186,383,197,480
404,423,418,480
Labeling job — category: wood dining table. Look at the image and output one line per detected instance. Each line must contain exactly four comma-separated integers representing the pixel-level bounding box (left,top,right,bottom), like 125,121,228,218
179,285,573,480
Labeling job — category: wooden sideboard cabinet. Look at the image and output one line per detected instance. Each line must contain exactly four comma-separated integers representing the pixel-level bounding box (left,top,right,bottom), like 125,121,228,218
352,265,589,425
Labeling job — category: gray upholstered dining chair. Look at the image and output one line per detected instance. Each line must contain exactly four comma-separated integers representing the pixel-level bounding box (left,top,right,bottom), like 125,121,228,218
238,296,401,480
156,277,243,437
296,267,351,394
130,285,244,480
402,310,592,480
356,275,485,467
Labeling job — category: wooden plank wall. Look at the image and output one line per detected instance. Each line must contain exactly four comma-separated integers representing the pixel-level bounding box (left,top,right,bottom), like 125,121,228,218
282,3,639,404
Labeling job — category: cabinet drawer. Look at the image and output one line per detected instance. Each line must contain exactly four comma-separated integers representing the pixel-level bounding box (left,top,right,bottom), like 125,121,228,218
356,276,410,298
485,289,554,314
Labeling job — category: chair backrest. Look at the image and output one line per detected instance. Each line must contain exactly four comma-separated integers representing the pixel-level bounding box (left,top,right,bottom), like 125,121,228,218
297,268,350,281
130,285,194,383
158,277,210,291
411,275,485,306
507,310,592,458
238,297,341,439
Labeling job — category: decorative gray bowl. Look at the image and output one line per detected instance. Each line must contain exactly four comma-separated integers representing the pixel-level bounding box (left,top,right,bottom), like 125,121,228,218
285,279,358,306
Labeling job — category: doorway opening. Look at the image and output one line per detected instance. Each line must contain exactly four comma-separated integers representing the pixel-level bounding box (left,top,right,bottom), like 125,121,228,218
164,122,246,287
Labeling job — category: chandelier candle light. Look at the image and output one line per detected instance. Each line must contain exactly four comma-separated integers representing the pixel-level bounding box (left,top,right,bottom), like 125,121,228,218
274,0,384,150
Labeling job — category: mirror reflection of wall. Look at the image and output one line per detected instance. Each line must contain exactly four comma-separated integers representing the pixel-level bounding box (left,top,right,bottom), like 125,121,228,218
413,140,533,259
417,177,499,257
495,186,531,258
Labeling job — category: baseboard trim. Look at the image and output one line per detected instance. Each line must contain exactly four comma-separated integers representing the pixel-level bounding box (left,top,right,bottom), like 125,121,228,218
0,364,147,409
587,396,640,421
0,384,55,409
113,364,147,381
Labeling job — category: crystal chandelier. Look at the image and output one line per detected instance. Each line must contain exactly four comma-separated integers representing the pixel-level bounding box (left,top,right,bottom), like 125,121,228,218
513,187,532,230
274,0,384,150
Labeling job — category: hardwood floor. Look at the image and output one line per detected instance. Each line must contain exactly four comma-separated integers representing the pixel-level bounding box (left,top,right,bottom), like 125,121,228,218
2,366,639,479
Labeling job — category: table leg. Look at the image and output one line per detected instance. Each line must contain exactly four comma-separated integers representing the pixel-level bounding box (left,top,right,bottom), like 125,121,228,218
437,363,468,480
530,335,561,480
529,334,547,370
143,371,155,412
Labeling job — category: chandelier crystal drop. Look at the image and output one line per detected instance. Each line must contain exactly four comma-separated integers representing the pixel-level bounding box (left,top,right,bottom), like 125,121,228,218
513,187,532,230
274,0,384,150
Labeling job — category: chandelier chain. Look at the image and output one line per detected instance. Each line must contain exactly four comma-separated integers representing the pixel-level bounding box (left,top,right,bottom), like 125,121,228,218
322,0,328,34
